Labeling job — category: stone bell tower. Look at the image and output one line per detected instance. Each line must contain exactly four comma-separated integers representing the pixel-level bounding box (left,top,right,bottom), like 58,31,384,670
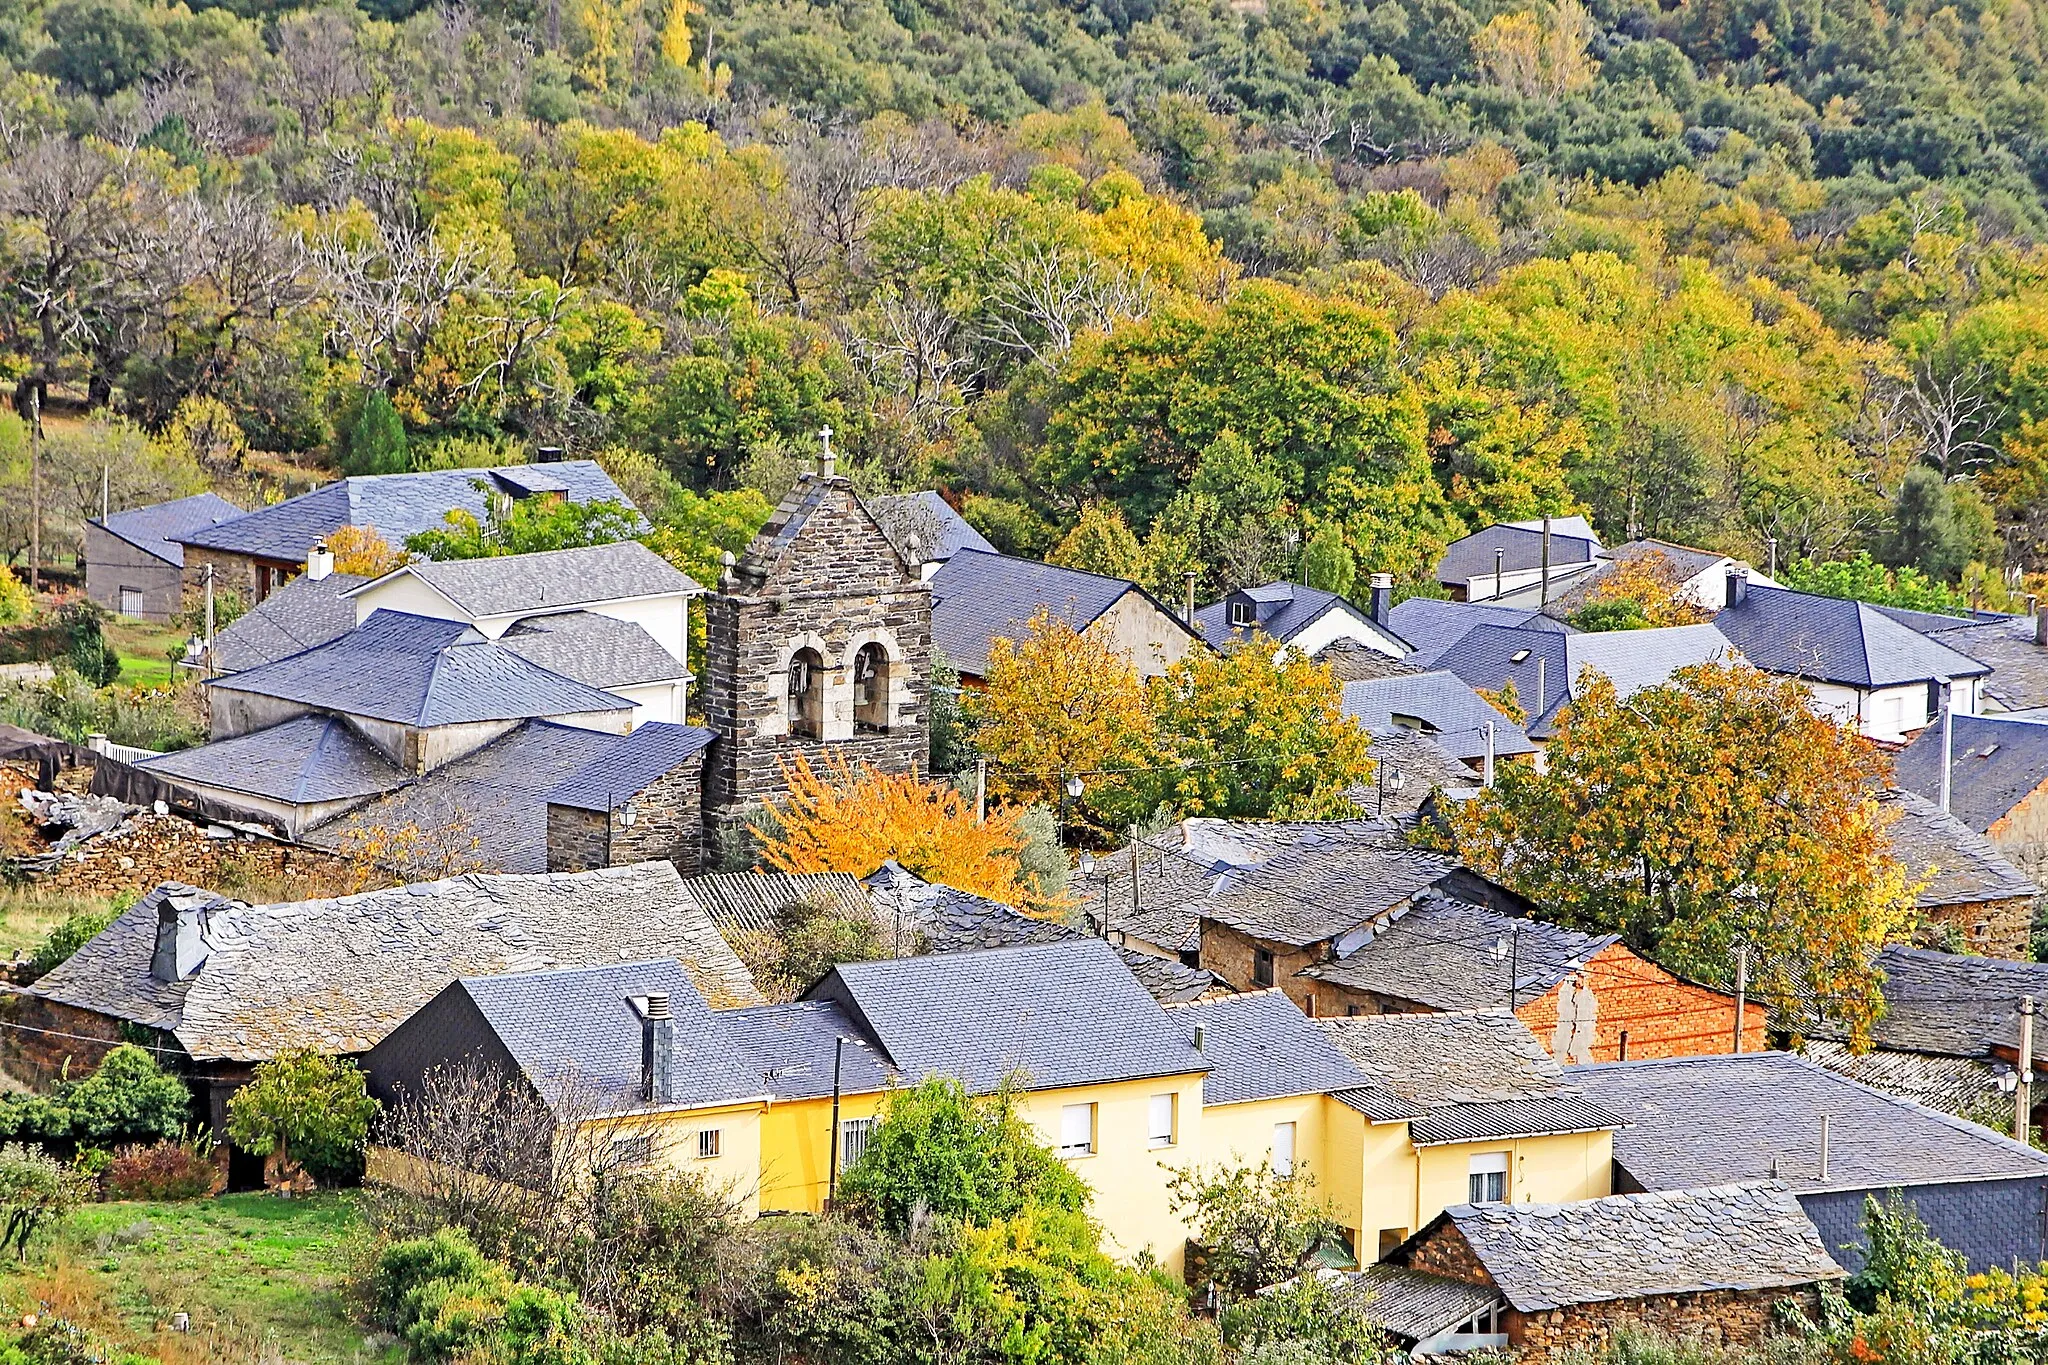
700,439,932,835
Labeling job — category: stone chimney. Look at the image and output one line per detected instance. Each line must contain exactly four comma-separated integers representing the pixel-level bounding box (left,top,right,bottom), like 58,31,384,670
149,887,217,983
1368,572,1393,626
306,541,334,581
640,991,674,1104
1724,568,1749,609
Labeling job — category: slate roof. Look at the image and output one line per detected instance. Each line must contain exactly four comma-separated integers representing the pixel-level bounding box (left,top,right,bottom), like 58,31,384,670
1168,989,1368,1104
1801,1039,2003,1118
543,722,715,813
1330,1264,1503,1342
136,714,404,806
455,959,765,1113
1304,894,1621,1010
1197,823,1464,948
1714,585,1989,688
1849,943,2048,1059
1876,788,2038,909
682,871,876,941
1415,1183,1844,1312
28,863,760,1060
1428,625,1573,731
1191,582,1405,654
1949,615,2048,712
1340,672,1536,764
1437,523,1602,589
304,720,642,873
1892,712,2048,833
721,998,896,1099
867,491,995,562
1537,539,1737,617
207,572,367,674
1070,840,1218,956
1319,1008,1586,1106
1574,1050,2048,1192
1315,643,1424,682
806,939,1206,1094
498,611,686,689
350,541,699,617
1351,728,1481,818
1384,599,1572,665
94,492,242,568
211,610,631,727
928,550,1190,677
177,462,631,562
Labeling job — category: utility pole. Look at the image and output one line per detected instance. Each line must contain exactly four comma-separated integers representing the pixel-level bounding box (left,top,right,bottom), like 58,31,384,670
1539,515,1552,607
975,756,987,823
1492,547,1505,602
100,464,108,523
203,562,216,649
2018,997,2036,1145
1732,942,1749,1054
827,1037,845,1208
1483,720,1496,787
1938,677,1954,813
1499,924,1525,1011
27,389,40,592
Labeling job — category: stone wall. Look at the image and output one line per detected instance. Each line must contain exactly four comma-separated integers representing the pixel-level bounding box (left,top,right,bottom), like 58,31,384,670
180,547,264,602
547,760,707,875
545,805,608,873
1922,894,2036,959
1198,920,1324,1002
1507,1287,1817,1357
1402,1221,1496,1285
28,811,354,904
0,993,133,1087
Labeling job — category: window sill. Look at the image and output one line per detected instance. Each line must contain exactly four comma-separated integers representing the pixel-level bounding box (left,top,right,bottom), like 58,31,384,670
1058,1149,1096,1161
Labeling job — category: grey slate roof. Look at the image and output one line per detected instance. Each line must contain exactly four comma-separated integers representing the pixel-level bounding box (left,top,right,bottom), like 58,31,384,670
806,939,1205,1094
208,572,367,674
1331,1264,1504,1342
28,863,760,1060
1564,625,1743,698
1384,599,1572,666
456,959,765,1112
1318,1008,1588,1107
1069,839,1218,956
1892,712,2048,833
1876,788,2039,909
682,871,876,941
1341,672,1536,764
94,492,242,567
137,714,403,806
1849,942,2048,1059
1714,585,1989,688
1537,539,1735,617
352,541,699,617
1574,1050,2048,1193
1350,728,1481,818
1304,894,1621,1010
178,462,631,562
211,610,631,727
1315,643,1424,682
1437,523,1601,589
721,998,896,1099
1949,615,2048,712
1428,625,1572,732
1398,1093,1627,1145
1198,823,1465,948
1417,1183,1843,1312
498,611,686,689
543,722,714,812
1168,990,1369,1104
928,549,1190,677
867,491,995,562
1801,1039,2003,1119
1192,582,1406,654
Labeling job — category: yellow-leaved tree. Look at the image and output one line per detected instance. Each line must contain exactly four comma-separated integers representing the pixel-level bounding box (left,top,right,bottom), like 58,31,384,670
326,525,408,578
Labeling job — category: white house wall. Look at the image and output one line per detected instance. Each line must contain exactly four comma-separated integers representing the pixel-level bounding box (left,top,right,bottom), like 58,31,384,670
1086,594,1195,679
1283,607,1405,661
351,575,470,628
610,679,687,727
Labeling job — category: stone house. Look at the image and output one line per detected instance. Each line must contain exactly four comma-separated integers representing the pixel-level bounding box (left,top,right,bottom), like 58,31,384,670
1878,787,2039,957
84,492,241,621
1893,712,2048,894
1375,1182,1844,1358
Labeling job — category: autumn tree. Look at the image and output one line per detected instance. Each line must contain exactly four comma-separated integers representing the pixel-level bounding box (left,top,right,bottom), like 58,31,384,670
1570,548,1712,629
1447,662,1913,1042
755,755,1040,907
327,525,408,578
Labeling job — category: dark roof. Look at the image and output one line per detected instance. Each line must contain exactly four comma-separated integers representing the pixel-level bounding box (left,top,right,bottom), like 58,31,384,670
928,549,1189,677
498,611,686,689
1398,1093,1627,1145
27,864,759,1060
721,998,896,1099
681,872,875,941
1414,1183,1843,1312
177,462,630,562
1949,615,2048,711
1318,1008,1586,1107
1068,840,1218,957
1892,712,2048,833
1427,625,1573,732
867,491,995,562
1198,824,1464,948
210,610,631,727
1351,728,1481,817
806,939,1205,1094
1437,523,1601,588
542,723,714,812
136,714,403,806
1537,539,1735,616
1304,895,1621,1011
1341,672,1536,763
94,492,242,568
353,541,698,617
1851,942,2048,1059
1714,585,1988,688
456,959,764,1112
1167,990,1369,1104
1574,1050,2048,1192
1192,582,1405,654
1876,788,2038,909
208,572,367,673
1331,1265,1503,1343
1384,599,1572,665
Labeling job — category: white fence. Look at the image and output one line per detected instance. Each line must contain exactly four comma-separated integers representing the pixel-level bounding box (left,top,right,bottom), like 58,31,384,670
84,733,163,765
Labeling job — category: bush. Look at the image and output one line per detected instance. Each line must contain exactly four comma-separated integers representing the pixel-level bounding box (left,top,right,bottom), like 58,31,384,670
60,603,118,689
0,1044,190,1154
225,1049,377,1185
0,1144,89,1258
371,1228,594,1364
104,1139,215,1200
0,669,204,752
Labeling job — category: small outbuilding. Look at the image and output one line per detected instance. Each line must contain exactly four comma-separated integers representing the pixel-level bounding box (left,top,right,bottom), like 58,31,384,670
85,492,242,620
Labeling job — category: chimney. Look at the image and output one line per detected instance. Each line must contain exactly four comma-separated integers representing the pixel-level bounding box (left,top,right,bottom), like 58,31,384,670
2036,605,2047,648
306,541,334,582
149,889,214,983
1725,568,1749,609
1368,572,1393,626
535,445,565,463
641,992,674,1104
1184,571,1198,625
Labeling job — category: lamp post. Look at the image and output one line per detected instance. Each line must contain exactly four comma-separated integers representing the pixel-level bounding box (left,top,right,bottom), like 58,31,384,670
1061,774,1084,860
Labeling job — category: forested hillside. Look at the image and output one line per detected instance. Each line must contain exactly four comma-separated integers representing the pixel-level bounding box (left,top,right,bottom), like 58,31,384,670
7,0,2048,600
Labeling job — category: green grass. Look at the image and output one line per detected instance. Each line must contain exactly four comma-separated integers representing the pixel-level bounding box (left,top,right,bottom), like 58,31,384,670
1,1192,399,1364
0,888,100,958
101,616,189,689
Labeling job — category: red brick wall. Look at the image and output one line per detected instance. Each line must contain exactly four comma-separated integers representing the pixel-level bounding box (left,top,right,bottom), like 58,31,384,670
1514,943,1766,1063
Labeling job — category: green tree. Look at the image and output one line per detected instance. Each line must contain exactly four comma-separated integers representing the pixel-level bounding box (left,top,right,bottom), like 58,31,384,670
406,493,642,560
63,1044,190,1147
61,602,118,688
342,390,411,476
226,1050,378,1185
1879,466,1976,582
37,0,162,95
0,1144,88,1258
1297,523,1356,599
1166,1161,1344,1301
1048,502,1144,580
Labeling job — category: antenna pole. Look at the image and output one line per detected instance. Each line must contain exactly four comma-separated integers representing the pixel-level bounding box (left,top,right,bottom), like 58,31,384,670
1732,942,1749,1054
1939,678,1954,813
1483,721,1495,787
827,1036,845,1209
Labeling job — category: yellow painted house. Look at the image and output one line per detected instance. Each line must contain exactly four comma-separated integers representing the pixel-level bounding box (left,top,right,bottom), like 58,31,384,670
367,948,1619,1280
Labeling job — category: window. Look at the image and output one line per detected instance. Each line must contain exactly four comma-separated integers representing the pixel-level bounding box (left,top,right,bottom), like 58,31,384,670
1253,948,1276,988
696,1129,721,1159
1377,1228,1409,1261
117,586,143,616
1468,1152,1508,1203
1927,678,1943,719
840,1116,876,1168
853,643,890,732
612,1134,654,1169
1228,598,1255,627
1452,1301,1505,1337
1059,1103,1096,1158
787,647,825,738
1148,1094,1176,1148
1271,1122,1296,1176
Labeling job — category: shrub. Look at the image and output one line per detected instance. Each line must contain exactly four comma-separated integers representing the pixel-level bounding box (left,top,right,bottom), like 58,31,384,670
0,1044,190,1153
60,603,118,689
0,566,29,628
0,669,204,752
22,902,122,983
371,1228,594,1364
0,1144,89,1258
225,1049,378,1185
104,1139,215,1200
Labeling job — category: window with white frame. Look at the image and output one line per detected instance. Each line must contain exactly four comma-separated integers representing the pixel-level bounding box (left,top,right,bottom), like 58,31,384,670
1059,1103,1096,1158
1148,1094,1176,1148
1271,1121,1296,1176
1228,598,1255,627
840,1116,877,1168
1451,1301,1505,1338
696,1129,722,1159
1468,1152,1508,1203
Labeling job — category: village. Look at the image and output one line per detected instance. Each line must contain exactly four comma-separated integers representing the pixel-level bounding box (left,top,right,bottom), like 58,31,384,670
0,450,2046,1363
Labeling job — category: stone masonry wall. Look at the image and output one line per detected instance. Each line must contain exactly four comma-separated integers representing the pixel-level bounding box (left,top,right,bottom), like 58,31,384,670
0,993,133,1087
1509,1287,1817,1358
1922,894,2035,960
545,805,608,873
1401,1222,1496,1285
1198,921,1324,1003
547,760,707,875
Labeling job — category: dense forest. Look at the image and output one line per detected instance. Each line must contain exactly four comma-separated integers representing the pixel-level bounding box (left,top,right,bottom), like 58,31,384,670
7,0,2048,601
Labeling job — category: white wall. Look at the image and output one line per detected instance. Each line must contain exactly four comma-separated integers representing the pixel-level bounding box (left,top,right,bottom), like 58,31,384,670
610,679,687,727
1283,606,1404,660
1796,676,1978,743
351,574,468,627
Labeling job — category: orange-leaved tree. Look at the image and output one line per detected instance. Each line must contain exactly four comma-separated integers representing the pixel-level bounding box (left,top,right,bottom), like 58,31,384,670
327,524,408,577
756,754,1038,907
1570,547,1711,629
1446,660,1913,1045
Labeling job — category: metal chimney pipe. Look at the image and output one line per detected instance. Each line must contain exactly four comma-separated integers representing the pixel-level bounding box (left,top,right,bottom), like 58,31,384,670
1818,1114,1830,1182
1938,677,1954,812
641,992,673,1104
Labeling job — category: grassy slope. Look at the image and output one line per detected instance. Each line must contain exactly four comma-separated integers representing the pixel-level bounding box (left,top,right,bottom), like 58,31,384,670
0,1193,398,1365
99,615,189,689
